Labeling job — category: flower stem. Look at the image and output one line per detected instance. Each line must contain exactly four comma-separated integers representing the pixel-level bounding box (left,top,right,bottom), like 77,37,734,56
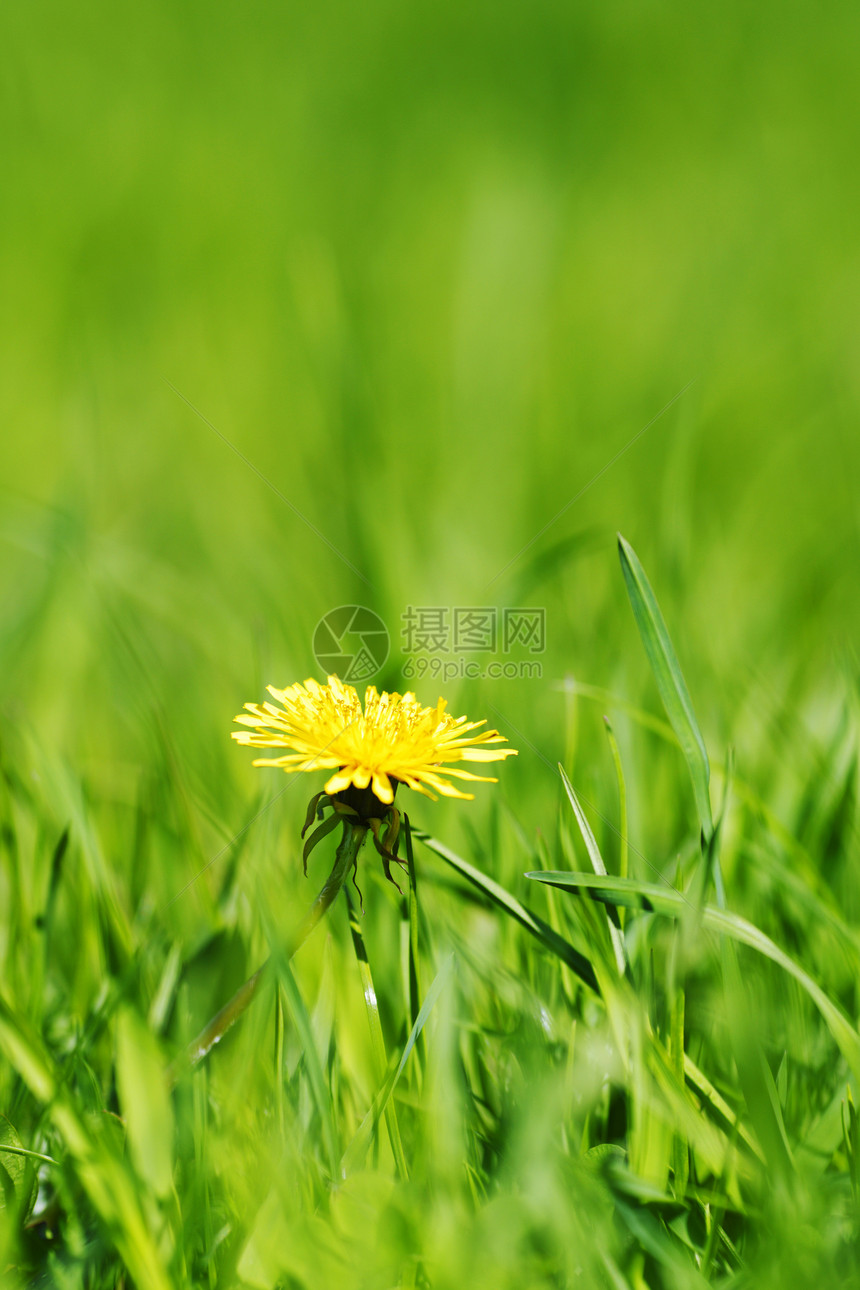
171,820,366,1082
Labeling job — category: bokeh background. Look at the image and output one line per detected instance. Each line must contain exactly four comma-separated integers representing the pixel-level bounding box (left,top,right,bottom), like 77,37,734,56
2,2,860,1286
3,0,859,791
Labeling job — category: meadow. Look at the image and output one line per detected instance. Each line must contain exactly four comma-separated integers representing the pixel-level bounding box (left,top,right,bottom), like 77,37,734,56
2,1,860,1286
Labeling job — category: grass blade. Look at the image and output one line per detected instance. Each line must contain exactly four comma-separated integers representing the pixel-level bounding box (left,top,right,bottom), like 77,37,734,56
345,886,409,1181
528,870,860,1082
403,815,424,1064
341,954,453,1176
116,1006,174,1198
0,996,172,1290
413,828,598,992
276,959,340,1182
618,533,713,840
603,717,628,884
558,764,626,975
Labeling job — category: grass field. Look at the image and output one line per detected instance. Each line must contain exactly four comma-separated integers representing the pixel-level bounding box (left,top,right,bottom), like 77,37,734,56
2,2,860,1286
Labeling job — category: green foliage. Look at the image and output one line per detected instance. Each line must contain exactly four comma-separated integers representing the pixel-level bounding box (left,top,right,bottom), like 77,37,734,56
2,0,860,1285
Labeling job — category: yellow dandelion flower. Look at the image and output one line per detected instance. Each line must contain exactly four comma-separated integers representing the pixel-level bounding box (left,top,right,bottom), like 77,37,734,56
232,674,517,807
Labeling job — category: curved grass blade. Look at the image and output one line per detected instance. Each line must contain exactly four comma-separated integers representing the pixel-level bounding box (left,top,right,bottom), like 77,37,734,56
527,870,860,1083
0,1115,39,1219
559,764,626,975
618,534,713,840
413,828,597,992
0,1141,57,1166
418,834,758,1168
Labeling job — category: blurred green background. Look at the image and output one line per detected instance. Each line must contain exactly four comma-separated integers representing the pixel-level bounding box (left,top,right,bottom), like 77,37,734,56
2,1,860,1286
3,0,859,772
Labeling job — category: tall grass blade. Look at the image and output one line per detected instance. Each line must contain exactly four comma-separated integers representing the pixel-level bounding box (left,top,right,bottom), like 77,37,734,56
345,886,409,1180
618,534,713,839
558,764,626,974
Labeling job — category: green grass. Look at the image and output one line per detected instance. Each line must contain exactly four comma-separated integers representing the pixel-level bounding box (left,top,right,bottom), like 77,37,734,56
2,1,860,1285
2,536,858,1289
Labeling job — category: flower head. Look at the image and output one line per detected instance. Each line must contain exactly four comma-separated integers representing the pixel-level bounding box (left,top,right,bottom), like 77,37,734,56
232,674,517,806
